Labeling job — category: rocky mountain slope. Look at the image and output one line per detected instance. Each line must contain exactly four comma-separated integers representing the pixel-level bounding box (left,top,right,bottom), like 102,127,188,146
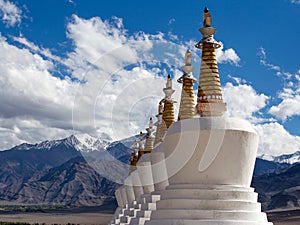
0,134,131,207
252,162,300,211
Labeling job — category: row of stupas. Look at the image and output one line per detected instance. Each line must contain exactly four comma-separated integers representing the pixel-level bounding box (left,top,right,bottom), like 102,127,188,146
110,7,273,225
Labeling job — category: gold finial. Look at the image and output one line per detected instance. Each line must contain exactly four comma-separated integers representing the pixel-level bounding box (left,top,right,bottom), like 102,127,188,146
203,7,212,27
185,50,192,66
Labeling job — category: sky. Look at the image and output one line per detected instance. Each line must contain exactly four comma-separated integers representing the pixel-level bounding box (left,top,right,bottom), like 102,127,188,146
0,0,299,156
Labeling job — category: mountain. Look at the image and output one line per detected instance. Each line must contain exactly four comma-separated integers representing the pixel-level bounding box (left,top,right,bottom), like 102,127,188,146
259,151,300,165
253,158,290,176
0,133,131,207
252,162,300,211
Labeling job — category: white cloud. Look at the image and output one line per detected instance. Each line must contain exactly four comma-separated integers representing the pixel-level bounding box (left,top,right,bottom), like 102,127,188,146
0,15,187,149
65,15,184,140
255,122,300,156
0,0,22,27
259,48,300,121
258,47,281,72
269,95,300,121
13,36,61,62
216,42,240,66
223,82,269,122
0,34,77,149
291,0,300,4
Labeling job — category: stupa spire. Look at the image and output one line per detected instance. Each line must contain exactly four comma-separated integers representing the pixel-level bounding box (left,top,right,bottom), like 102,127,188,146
162,75,176,132
154,102,164,146
129,140,139,174
144,118,154,153
137,131,145,161
195,7,227,117
177,50,197,120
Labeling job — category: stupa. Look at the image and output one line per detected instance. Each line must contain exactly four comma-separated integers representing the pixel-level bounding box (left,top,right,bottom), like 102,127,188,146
110,7,273,225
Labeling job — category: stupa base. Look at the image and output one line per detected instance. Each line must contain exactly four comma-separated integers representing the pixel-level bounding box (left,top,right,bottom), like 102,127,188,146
142,184,272,225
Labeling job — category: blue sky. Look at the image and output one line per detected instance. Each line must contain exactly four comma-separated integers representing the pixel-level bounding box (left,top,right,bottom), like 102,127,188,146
0,0,299,156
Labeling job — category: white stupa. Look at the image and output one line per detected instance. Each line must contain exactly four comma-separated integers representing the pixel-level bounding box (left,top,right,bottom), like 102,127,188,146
110,7,273,225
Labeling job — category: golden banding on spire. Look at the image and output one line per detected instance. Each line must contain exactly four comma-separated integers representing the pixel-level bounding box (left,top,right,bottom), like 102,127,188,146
162,75,176,133
144,118,154,153
195,7,227,117
177,50,197,120
154,103,164,146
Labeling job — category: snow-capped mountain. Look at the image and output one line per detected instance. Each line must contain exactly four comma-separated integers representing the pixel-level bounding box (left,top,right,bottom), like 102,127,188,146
12,133,113,153
258,151,300,165
0,133,132,207
65,134,111,153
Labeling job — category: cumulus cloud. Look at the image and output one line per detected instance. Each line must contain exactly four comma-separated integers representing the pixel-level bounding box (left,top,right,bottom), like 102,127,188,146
0,0,22,26
223,81,269,122
0,15,186,149
269,94,300,121
255,122,300,156
216,42,240,66
0,34,77,149
259,47,300,121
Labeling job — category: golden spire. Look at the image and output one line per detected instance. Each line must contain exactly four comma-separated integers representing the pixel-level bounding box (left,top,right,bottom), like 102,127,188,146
154,103,164,146
129,140,139,174
195,7,227,117
144,118,154,153
162,75,176,132
177,50,197,120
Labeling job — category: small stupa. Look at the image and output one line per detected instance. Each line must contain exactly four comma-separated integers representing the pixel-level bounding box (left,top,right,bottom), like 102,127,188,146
177,50,197,120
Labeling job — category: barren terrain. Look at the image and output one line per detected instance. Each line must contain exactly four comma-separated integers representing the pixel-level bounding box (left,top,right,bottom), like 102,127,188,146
1,209,300,225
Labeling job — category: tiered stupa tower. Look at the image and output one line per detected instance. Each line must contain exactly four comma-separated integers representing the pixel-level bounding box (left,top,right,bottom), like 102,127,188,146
137,131,146,161
129,140,139,174
196,7,227,117
144,118,154,153
161,75,176,134
177,50,197,120
154,103,164,146
110,7,273,225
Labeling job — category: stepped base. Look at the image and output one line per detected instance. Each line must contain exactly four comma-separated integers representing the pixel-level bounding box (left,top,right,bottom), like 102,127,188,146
140,184,272,225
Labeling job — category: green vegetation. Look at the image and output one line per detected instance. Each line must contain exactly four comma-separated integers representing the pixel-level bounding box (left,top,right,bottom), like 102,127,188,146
0,205,64,212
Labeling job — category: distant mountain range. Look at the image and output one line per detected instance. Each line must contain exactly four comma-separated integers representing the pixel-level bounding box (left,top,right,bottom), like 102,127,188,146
0,134,132,207
0,134,299,212
258,151,300,165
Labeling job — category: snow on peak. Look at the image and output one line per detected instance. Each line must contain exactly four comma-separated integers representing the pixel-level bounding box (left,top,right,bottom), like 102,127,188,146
68,133,112,152
258,151,300,165
258,154,275,162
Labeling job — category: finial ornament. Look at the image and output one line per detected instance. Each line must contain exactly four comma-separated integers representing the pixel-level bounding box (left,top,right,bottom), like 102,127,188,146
203,7,212,27
164,74,175,101
195,7,221,49
185,50,192,66
139,131,144,151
